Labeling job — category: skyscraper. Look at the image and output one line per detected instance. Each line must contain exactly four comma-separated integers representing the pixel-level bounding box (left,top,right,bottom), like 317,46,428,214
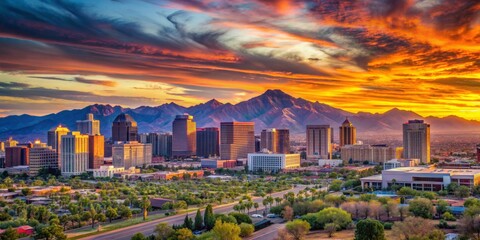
76,113,100,135
403,119,430,163
172,114,196,157
112,141,152,168
260,128,290,154
5,146,29,167
196,127,219,158
477,144,480,163
339,118,356,146
61,132,89,176
112,113,138,142
306,125,331,159
47,125,70,153
4,137,18,148
29,140,58,175
143,132,172,157
88,135,104,169
220,122,255,160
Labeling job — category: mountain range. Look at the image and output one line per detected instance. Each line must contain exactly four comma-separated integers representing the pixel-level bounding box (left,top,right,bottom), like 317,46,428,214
1,89,480,142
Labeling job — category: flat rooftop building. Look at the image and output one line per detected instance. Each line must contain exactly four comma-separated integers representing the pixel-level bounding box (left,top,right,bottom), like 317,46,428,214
361,167,480,191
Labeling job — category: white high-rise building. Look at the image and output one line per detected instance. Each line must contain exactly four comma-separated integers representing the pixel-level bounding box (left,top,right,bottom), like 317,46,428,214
113,141,152,168
306,125,331,159
403,120,430,164
76,114,100,135
61,132,89,176
248,152,300,173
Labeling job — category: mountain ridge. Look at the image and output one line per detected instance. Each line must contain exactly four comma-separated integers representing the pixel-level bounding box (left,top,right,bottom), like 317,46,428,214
1,89,479,142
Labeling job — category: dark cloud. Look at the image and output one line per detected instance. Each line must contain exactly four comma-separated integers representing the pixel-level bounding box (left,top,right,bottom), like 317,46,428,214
432,77,480,91
0,82,30,88
73,77,117,87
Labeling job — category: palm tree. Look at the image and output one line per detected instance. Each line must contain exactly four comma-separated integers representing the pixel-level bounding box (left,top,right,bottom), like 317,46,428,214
253,202,259,213
140,196,150,221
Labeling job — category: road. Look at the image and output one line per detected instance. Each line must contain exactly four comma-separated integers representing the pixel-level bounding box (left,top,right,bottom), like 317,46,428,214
77,185,307,240
246,223,285,240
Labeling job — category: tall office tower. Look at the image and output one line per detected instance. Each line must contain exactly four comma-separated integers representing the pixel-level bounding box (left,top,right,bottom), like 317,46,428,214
306,125,332,159
112,141,152,168
88,135,104,169
4,137,18,148
112,113,138,142
172,114,196,157
220,122,255,160
477,144,480,163
5,146,30,167
47,125,70,153
196,127,219,158
260,128,290,154
0,142,4,152
339,118,356,146
144,133,172,157
403,119,430,164
138,133,148,143
61,132,89,176
255,136,261,153
76,113,100,135
29,140,58,175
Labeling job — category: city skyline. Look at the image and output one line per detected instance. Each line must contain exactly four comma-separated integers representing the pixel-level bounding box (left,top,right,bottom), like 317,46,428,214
0,1,478,119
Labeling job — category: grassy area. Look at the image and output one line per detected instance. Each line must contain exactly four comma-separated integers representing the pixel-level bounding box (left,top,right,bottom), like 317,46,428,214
68,208,198,240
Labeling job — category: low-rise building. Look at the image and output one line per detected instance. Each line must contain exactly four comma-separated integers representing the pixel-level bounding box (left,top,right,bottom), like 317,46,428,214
318,159,343,167
201,158,237,169
361,167,480,191
341,144,402,164
92,165,137,178
247,152,300,173
383,158,419,170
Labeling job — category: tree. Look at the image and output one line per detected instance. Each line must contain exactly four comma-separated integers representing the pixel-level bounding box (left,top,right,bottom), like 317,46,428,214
455,186,471,198
119,205,132,219
194,209,203,231
383,200,398,220
183,214,193,230
392,216,441,240
301,207,352,230
21,187,32,196
204,204,215,230
354,219,386,240
254,202,259,213
409,198,434,219
239,223,254,237
459,214,480,239
173,201,188,211
228,212,252,224
325,223,337,238
328,180,343,192
285,219,311,240
283,206,294,221
140,196,151,221
176,228,194,240
275,228,294,240
131,232,146,240
0,227,18,240
106,207,119,223
436,199,449,216
465,197,480,208
155,223,175,240
212,220,241,240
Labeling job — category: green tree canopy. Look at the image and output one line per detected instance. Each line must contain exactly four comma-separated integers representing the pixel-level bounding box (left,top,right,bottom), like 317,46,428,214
354,219,386,240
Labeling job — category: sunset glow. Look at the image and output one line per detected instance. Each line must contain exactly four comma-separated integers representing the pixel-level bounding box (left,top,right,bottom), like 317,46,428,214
0,0,479,119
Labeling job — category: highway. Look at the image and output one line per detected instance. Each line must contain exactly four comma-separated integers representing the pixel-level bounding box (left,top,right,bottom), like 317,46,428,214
77,185,307,240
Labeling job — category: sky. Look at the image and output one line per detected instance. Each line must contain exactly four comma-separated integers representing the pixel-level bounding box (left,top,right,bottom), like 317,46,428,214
0,0,479,119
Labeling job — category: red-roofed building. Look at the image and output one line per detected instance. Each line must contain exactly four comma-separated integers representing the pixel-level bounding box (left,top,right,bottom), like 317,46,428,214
17,225,34,235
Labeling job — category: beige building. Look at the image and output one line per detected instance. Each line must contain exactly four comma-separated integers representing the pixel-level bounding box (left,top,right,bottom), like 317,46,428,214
260,128,289,154
340,144,402,164
29,140,58,175
88,135,104,169
403,120,430,164
61,132,89,176
113,141,152,168
339,118,356,146
92,165,137,178
47,125,70,154
220,122,255,160
172,114,196,157
306,125,331,159
76,113,100,135
248,152,300,173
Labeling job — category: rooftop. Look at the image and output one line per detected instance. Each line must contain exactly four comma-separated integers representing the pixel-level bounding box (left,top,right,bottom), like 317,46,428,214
385,167,480,176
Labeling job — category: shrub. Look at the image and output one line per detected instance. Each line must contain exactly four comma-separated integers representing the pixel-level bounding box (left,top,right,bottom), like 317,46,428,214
239,223,254,237
301,207,352,230
383,222,393,230
228,212,252,224
355,219,386,240
442,212,456,221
